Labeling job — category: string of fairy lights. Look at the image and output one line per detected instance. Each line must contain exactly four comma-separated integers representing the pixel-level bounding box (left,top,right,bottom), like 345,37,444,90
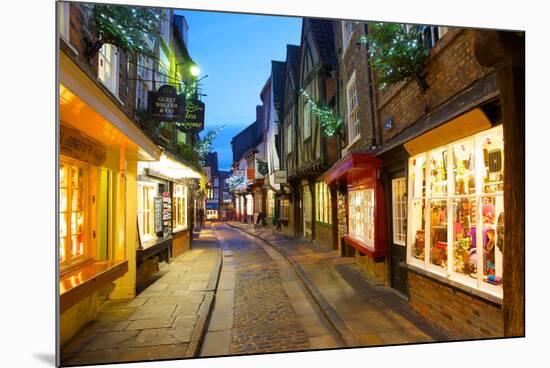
299,89,342,137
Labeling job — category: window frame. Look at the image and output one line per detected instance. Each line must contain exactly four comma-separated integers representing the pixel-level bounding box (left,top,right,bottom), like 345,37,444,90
346,71,361,144
342,20,354,52
137,181,157,242
303,100,312,140
173,184,188,232
392,178,407,246
315,181,332,224
406,126,504,298
59,158,90,269
348,188,375,247
98,43,119,96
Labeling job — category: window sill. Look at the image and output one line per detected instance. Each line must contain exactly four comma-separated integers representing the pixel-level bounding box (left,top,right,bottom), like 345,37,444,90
405,262,503,306
344,235,385,260
172,226,189,234
60,36,79,56
59,259,128,313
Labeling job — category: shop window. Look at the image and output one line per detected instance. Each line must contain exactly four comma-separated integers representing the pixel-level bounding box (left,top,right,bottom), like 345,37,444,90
59,160,88,268
348,188,375,247
280,199,290,220
254,192,262,214
267,190,275,219
346,72,360,144
391,178,407,245
137,182,157,242
315,181,332,224
98,44,119,96
173,184,188,231
407,126,504,297
246,194,254,216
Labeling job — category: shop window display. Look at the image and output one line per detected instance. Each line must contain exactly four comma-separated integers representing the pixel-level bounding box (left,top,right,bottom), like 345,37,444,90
59,160,88,267
348,189,374,247
407,125,504,297
315,181,331,224
173,184,188,231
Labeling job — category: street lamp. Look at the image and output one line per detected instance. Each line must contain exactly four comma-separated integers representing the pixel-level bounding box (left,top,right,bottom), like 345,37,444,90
190,65,200,77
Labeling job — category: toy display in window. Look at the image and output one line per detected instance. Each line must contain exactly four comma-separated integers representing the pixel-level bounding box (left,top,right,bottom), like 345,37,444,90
430,201,447,268
481,130,504,193
453,199,475,276
452,141,475,196
429,148,447,197
411,198,426,260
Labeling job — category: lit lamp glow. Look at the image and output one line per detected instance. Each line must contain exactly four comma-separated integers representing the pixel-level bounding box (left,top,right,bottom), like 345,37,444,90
189,65,200,77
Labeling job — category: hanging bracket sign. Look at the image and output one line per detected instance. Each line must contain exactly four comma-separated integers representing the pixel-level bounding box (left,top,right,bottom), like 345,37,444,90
177,99,205,133
148,85,186,122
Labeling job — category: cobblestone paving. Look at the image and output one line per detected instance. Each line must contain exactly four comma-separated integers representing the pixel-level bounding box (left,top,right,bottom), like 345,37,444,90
228,222,450,346
225,232,310,354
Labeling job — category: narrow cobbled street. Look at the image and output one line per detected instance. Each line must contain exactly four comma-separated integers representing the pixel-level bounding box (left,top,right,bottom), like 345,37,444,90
62,222,451,365
200,222,450,357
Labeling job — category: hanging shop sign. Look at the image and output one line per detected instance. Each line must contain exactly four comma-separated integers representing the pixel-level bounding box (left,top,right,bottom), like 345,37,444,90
247,168,255,181
177,99,205,132
148,85,186,122
60,124,106,166
274,170,288,184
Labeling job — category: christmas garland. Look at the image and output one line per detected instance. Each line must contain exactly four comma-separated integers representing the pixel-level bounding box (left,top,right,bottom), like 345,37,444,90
361,23,429,89
300,89,342,137
82,4,163,59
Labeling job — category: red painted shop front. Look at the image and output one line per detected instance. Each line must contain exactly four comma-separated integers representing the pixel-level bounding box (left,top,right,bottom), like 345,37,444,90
324,153,387,260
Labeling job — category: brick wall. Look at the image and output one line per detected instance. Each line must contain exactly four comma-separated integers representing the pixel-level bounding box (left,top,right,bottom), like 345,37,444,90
63,3,138,122
355,254,389,285
378,29,493,143
408,271,504,339
334,20,375,150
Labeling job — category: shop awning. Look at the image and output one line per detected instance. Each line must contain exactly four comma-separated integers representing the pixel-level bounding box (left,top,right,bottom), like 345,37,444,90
139,153,203,182
324,153,381,185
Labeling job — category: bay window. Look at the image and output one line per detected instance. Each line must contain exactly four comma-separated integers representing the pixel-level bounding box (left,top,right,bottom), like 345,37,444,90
407,125,504,297
348,188,375,247
137,182,157,242
59,160,88,267
173,184,188,231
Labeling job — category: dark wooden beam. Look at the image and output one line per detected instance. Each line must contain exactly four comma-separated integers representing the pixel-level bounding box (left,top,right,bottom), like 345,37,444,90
475,30,525,338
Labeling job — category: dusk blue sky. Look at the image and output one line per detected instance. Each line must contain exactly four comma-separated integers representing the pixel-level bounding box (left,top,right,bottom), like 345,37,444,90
175,9,302,171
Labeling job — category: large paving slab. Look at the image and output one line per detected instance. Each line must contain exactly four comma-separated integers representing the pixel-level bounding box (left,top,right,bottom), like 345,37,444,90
60,227,222,366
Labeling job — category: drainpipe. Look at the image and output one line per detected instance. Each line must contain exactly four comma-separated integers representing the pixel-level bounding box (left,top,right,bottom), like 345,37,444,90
364,23,379,148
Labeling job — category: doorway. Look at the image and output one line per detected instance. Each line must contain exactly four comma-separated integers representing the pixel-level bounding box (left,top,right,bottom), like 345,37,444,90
390,176,408,295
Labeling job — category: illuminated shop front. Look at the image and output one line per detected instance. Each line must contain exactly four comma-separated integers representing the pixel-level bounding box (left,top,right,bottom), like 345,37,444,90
324,153,387,260
137,153,201,262
407,125,504,297
59,51,162,345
